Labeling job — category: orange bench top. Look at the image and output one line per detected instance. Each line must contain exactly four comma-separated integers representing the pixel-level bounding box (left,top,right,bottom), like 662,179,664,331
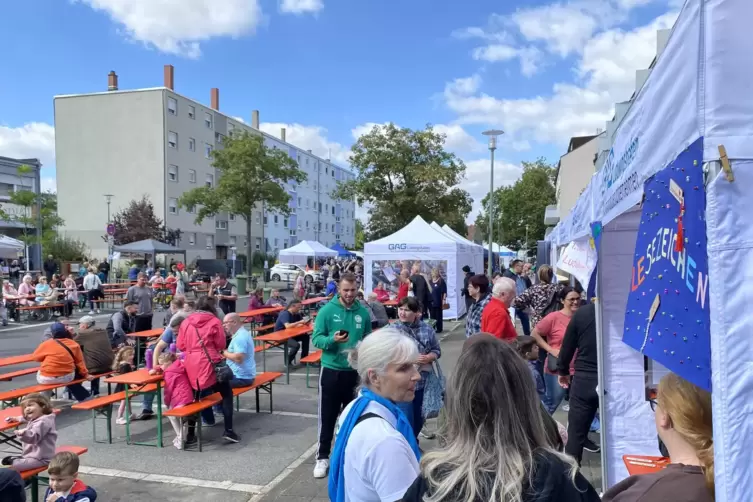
0,354,36,368
256,325,313,343
71,383,159,410
0,366,39,381
239,306,284,318
0,371,113,402
20,446,88,480
231,372,282,396
300,351,322,364
164,393,222,417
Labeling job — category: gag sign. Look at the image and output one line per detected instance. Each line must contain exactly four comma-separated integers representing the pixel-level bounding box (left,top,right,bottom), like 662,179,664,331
622,137,710,391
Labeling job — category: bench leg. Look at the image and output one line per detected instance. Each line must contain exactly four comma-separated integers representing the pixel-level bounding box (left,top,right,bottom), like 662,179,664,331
306,363,310,389
269,384,273,413
30,475,38,502
197,417,203,453
235,394,240,413
106,404,113,444
255,388,260,413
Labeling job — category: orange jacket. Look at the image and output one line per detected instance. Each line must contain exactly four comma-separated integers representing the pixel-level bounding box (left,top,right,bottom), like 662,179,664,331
33,338,89,378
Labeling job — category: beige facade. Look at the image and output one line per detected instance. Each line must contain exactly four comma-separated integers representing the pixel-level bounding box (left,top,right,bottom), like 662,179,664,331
555,134,601,220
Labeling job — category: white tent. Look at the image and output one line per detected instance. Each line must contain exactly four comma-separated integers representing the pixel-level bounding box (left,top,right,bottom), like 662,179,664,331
0,235,23,259
545,0,753,497
278,240,337,267
437,224,484,277
365,216,472,318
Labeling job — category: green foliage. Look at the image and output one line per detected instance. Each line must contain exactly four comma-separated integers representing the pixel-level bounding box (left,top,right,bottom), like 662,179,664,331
475,158,556,253
44,235,90,262
178,131,307,275
354,219,365,250
107,195,181,246
334,123,473,240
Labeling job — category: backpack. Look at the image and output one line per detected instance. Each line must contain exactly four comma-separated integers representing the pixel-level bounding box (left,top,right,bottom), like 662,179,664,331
540,286,561,318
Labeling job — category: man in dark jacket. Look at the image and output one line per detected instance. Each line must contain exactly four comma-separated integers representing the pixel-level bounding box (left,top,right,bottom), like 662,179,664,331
77,315,115,396
106,301,138,348
43,254,57,281
409,264,431,317
461,265,473,313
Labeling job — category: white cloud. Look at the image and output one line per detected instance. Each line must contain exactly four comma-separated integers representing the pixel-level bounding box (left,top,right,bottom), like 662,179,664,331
350,122,482,154
444,12,677,145
471,44,543,76
41,177,57,193
232,116,246,124
279,0,323,14
462,158,523,220
259,122,350,166
0,122,56,168
77,0,264,58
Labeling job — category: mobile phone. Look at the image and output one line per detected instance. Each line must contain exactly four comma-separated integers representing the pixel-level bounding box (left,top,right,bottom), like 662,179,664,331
336,330,349,338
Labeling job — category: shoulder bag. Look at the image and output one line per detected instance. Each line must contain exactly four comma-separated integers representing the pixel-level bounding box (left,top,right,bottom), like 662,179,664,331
194,326,233,385
404,324,445,419
53,339,84,380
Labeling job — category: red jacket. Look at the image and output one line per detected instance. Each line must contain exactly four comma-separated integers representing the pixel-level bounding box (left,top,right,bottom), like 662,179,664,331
177,311,226,391
481,297,517,342
374,287,390,302
163,359,195,409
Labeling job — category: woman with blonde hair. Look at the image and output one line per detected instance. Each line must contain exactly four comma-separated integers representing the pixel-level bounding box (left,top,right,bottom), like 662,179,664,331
602,373,714,502
403,334,599,502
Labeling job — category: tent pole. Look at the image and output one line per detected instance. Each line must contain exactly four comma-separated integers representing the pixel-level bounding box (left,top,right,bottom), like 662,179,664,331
595,242,608,492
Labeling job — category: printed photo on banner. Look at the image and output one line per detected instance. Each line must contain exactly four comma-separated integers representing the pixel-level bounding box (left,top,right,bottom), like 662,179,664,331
622,137,711,391
371,259,447,296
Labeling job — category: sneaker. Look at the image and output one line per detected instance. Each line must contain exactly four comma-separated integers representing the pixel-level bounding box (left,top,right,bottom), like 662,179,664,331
184,435,197,446
88,310,95,315
96,309,101,314
561,403,570,412
313,459,329,479
222,430,240,443
203,419,217,427
583,439,601,453
419,429,436,440
136,410,155,421
115,417,128,425
173,437,183,450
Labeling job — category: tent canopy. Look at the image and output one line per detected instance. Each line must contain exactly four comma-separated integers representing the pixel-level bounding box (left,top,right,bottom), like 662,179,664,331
366,216,459,253
330,242,355,257
0,235,24,259
279,240,337,257
482,242,516,256
112,239,185,255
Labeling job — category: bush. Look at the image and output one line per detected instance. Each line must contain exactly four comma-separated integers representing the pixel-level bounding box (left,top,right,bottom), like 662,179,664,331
44,235,90,262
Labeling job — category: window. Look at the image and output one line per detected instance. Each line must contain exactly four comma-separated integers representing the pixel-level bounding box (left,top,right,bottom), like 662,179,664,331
168,198,178,214
189,137,195,152
306,199,310,208
167,97,177,115
283,240,288,249
332,169,335,178
313,181,317,191
189,169,196,183
306,158,309,165
255,238,261,250
206,235,214,249
306,220,309,228
331,206,335,215
229,236,236,246
325,204,328,212
318,222,322,231
229,214,236,221
336,234,340,241
290,229,296,237
188,105,195,119
325,223,329,231
168,165,178,182
205,174,214,188
325,166,328,174
273,215,279,225
187,205,195,214
205,112,213,129
283,218,288,228
274,238,279,248
216,220,228,230
168,131,178,149
297,197,302,206
255,212,261,224
263,214,268,225
318,202,322,212
188,233,196,245
205,144,213,159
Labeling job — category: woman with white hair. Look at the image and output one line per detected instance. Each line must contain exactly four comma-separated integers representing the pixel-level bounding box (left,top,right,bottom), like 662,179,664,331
17,274,35,306
328,327,422,502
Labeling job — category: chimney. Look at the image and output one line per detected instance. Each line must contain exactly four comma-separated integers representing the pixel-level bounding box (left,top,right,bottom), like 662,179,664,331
107,71,118,91
307,149,312,153
280,128,286,142
251,110,260,129
163,65,174,90
211,88,219,110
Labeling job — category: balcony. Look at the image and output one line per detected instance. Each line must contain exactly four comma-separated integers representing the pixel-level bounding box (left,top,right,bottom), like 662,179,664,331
544,205,560,226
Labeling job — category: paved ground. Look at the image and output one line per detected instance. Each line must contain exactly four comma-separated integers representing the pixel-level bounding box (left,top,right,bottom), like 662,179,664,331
0,298,602,501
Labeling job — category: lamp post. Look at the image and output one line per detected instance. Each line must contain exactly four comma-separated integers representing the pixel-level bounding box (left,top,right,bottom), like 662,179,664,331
482,129,504,276
104,194,114,282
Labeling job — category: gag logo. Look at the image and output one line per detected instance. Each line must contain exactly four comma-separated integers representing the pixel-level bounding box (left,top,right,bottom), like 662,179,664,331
388,243,407,251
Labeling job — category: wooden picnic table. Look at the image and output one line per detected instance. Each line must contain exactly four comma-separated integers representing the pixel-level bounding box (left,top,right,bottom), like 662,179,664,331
256,324,314,384
238,305,284,318
0,406,62,450
301,297,326,306
129,328,164,365
0,354,36,369
382,299,398,306
106,368,165,448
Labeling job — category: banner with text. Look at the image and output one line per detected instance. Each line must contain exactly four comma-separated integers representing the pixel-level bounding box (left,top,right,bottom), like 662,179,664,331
557,238,597,289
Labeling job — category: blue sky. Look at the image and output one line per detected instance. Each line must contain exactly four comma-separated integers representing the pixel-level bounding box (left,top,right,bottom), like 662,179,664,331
0,0,679,221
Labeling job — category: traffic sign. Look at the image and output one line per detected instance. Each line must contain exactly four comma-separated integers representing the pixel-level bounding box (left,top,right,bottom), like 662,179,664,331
106,223,115,236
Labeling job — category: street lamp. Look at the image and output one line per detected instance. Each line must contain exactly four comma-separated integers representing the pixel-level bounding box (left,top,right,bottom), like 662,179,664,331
482,129,504,276
104,194,114,282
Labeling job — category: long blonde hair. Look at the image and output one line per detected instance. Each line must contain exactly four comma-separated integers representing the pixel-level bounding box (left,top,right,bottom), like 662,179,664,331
657,373,715,495
421,335,577,501
112,346,135,372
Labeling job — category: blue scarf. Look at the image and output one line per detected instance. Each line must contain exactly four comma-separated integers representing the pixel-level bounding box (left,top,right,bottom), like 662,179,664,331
328,388,421,502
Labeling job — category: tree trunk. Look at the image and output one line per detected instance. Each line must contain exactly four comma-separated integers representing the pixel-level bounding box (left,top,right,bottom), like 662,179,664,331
245,215,253,276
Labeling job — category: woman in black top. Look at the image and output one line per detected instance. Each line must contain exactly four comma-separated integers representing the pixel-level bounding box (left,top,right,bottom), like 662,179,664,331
428,268,447,333
402,335,599,502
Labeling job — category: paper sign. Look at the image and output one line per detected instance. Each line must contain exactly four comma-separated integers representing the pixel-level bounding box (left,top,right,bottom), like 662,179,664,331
622,137,710,391
556,238,597,288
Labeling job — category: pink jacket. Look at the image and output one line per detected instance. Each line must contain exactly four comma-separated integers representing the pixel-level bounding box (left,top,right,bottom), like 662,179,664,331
163,359,194,409
177,311,226,391
16,413,57,464
247,294,264,322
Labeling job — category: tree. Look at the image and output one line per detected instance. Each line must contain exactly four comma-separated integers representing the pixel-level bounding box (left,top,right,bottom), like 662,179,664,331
106,195,181,247
178,130,307,276
334,123,473,240
354,219,365,250
475,158,556,253
45,235,90,262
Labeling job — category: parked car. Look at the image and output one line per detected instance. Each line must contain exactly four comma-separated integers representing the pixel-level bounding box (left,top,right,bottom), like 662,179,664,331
269,264,322,285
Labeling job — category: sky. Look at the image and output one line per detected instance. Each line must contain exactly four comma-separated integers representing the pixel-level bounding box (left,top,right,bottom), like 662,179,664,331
0,0,680,223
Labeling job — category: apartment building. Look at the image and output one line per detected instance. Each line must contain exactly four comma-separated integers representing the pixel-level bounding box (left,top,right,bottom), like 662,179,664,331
54,66,356,264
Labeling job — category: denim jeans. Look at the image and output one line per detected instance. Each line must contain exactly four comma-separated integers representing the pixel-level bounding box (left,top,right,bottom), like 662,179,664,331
544,372,566,414
515,309,531,336
196,381,234,431
213,378,255,413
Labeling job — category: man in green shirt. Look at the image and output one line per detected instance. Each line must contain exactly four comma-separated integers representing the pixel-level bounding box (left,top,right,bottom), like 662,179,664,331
311,272,372,479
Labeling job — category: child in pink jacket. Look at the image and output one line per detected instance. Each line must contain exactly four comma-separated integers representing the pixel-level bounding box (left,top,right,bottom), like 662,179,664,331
160,352,194,450
1,393,57,471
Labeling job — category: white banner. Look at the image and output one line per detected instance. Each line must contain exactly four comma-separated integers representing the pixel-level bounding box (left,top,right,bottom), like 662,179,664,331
556,238,596,288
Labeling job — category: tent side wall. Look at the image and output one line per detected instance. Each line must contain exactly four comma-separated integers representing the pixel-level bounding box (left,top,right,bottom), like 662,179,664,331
599,209,657,486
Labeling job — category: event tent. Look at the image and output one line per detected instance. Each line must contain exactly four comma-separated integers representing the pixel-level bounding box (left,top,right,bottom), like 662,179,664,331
330,242,355,257
545,0,753,497
113,239,185,256
278,240,337,267
364,216,475,318
0,235,24,259
431,222,484,276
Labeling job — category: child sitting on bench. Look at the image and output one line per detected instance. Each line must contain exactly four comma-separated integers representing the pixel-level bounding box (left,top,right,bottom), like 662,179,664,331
43,451,97,502
160,352,194,449
1,393,57,471
112,346,136,425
